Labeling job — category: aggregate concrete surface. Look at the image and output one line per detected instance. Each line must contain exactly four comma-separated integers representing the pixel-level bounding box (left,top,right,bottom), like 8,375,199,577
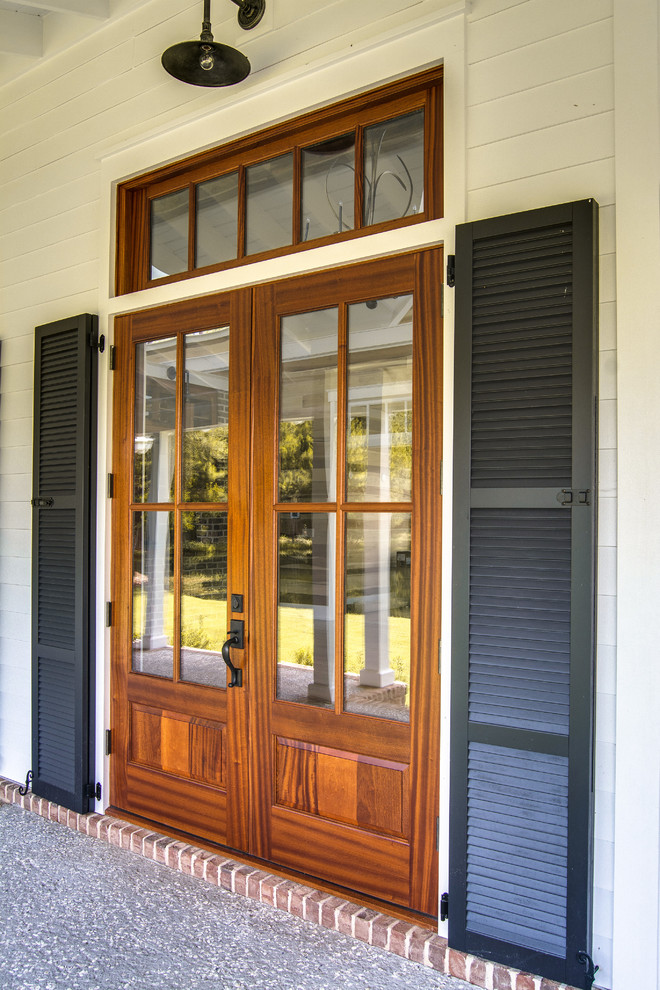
0,801,473,990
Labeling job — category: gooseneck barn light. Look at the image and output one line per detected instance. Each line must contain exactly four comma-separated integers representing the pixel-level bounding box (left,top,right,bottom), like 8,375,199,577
161,0,265,87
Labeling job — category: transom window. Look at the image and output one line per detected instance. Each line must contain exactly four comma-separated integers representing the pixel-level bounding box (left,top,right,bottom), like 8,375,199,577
115,68,442,294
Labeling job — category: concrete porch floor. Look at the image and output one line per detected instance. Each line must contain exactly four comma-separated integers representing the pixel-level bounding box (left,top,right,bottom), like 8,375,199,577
0,795,472,990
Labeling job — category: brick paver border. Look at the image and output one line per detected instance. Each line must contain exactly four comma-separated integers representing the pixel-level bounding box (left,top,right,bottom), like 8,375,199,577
0,777,581,990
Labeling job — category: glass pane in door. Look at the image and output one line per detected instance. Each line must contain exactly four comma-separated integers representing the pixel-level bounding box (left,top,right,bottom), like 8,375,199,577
346,296,413,501
344,512,411,722
183,327,230,502
180,511,228,688
134,337,177,503
277,512,336,709
279,308,338,502
132,511,175,677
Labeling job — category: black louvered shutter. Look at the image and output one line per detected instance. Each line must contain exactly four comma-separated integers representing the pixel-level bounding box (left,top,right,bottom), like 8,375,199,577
449,201,598,989
31,314,98,813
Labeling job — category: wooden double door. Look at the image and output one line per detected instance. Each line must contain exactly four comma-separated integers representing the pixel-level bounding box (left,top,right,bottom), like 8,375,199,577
110,250,442,917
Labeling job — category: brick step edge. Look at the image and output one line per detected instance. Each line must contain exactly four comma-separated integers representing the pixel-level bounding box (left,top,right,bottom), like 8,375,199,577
0,777,580,990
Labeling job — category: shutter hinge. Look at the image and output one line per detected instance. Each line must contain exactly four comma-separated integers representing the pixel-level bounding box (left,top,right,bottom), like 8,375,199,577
85,782,102,802
107,473,114,498
556,488,591,506
440,891,449,922
105,602,113,627
446,254,456,288
90,331,105,353
105,729,112,756
109,345,116,370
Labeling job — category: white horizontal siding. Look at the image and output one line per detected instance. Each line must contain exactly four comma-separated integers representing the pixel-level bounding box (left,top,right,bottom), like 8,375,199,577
0,499,31,531
467,65,614,147
0,604,31,643
0,582,31,614
0,175,99,236
469,0,610,61
468,18,613,104
469,112,613,190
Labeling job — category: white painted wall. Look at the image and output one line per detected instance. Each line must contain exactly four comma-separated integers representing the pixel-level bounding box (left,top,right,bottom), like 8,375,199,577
0,1,633,986
612,2,660,989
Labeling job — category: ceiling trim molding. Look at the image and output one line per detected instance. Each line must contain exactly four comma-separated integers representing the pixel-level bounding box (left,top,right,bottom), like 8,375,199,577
10,0,109,17
0,10,42,58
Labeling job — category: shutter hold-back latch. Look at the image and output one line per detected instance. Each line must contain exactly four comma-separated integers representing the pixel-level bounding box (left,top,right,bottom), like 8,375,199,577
577,950,599,989
18,770,33,796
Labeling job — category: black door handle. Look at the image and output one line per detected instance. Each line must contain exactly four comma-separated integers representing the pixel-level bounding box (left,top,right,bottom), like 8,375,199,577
221,632,243,688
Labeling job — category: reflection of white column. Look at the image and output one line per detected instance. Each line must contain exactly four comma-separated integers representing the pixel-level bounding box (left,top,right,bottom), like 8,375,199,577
360,392,394,688
360,513,394,688
142,433,172,650
307,521,335,704
305,376,336,704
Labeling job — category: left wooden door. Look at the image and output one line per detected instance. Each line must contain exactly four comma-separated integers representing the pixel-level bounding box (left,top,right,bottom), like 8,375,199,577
111,291,252,848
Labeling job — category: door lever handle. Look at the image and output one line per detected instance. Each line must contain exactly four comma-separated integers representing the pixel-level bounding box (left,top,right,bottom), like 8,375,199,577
221,632,243,688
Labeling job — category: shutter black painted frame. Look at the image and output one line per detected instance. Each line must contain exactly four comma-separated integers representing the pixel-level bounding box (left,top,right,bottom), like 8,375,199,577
31,313,98,814
449,201,598,989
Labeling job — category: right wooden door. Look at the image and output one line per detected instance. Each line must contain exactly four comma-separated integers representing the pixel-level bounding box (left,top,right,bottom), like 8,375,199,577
249,250,443,916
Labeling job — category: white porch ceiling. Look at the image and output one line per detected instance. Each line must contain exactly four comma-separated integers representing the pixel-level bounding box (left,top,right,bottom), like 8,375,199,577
0,0,146,87
0,1,110,57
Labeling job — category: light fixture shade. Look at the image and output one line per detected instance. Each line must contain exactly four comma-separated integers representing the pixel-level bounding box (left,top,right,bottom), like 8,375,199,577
161,40,250,87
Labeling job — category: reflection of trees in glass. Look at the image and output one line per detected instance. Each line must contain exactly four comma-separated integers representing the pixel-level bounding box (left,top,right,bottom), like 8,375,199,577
346,406,412,500
134,447,152,502
344,517,410,618
389,407,412,500
347,414,367,496
183,426,228,502
279,420,313,501
181,512,227,655
182,513,227,599
278,529,313,604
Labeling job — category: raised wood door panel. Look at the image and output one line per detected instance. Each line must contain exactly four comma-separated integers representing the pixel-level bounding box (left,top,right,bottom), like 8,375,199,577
110,290,252,850
250,251,442,915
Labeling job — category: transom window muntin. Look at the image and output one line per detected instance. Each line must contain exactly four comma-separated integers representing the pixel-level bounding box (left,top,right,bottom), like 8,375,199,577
116,68,442,295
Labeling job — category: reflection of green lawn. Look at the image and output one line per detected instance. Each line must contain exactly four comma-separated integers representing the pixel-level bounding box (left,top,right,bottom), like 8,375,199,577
133,590,227,650
278,605,410,683
133,592,410,684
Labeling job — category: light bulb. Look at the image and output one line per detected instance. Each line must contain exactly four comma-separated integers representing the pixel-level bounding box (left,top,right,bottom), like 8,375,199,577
200,45,214,71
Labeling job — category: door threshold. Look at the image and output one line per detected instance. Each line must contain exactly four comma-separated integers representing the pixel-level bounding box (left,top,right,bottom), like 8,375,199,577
105,803,435,929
